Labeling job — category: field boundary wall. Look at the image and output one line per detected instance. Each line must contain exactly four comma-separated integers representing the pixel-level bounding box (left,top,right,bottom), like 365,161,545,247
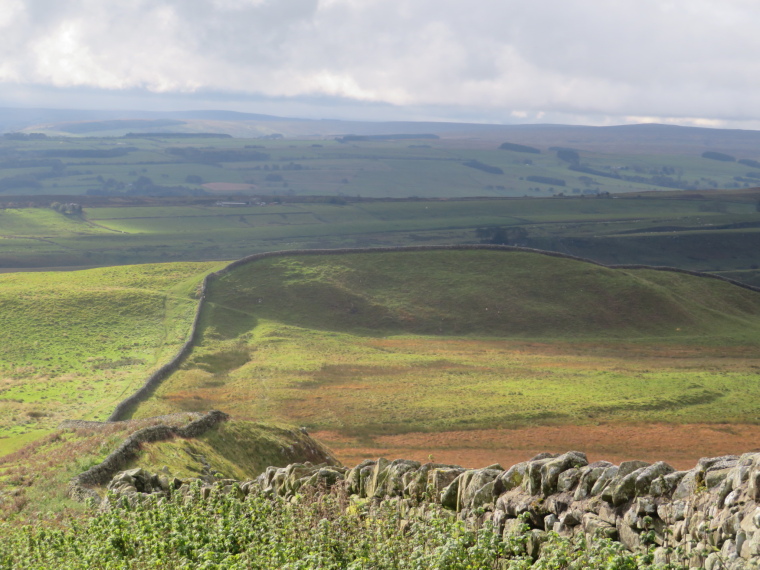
67,410,229,501
106,244,760,422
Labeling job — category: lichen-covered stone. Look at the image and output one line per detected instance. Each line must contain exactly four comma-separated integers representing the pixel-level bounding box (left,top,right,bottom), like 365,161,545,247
345,459,375,495
366,458,391,498
574,461,613,501
557,468,581,493
455,467,503,510
539,451,588,496
591,465,619,498
634,461,675,496
608,467,647,506
525,456,558,496
494,462,527,496
582,513,618,540
673,468,702,500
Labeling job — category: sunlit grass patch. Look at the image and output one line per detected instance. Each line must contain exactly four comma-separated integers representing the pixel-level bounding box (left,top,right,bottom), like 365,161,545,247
0,261,222,455
133,250,760,454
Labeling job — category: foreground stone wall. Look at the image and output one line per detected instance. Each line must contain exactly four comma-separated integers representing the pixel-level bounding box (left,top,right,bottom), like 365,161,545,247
235,451,758,568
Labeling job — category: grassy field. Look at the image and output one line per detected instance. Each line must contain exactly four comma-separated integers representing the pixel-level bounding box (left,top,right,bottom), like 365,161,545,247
2,194,760,282
130,250,760,466
1,132,759,201
0,261,222,455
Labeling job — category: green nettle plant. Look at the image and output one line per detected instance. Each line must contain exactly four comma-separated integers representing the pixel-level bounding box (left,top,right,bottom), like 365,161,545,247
0,484,683,569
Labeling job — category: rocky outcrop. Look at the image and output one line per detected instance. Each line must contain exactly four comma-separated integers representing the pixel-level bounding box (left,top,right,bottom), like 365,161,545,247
105,451,760,568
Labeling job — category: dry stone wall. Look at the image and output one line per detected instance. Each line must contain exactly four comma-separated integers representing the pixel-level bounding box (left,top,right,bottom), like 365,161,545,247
67,410,230,502
105,244,760,422
196,451,760,568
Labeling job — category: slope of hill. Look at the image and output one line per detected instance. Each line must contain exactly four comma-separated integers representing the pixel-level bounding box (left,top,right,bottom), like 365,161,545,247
0,261,222,455
0,413,336,520
199,250,760,339
128,248,760,467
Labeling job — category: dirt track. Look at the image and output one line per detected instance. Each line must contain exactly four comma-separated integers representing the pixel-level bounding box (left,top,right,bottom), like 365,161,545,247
313,423,760,471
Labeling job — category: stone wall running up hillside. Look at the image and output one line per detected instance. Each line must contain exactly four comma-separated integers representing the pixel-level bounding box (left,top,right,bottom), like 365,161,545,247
105,244,760,422
68,410,231,501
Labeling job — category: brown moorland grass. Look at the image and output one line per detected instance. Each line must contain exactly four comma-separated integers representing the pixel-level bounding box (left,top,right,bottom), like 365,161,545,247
134,332,760,467
130,250,760,467
312,422,760,471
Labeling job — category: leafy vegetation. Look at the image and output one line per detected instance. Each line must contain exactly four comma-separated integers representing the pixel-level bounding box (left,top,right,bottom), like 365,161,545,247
0,486,678,569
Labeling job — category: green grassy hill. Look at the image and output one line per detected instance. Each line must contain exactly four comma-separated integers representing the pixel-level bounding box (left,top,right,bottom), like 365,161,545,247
0,261,222,454
203,250,760,339
130,250,760,454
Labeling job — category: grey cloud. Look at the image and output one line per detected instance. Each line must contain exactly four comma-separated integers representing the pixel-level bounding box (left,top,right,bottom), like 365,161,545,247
0,0,759,125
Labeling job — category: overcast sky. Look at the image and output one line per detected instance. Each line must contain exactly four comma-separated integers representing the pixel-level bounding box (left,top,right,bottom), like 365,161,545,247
1,0,759,127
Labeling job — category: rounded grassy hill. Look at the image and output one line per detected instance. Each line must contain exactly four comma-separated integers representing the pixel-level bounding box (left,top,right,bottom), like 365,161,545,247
201,249,760,340
129,249,760,468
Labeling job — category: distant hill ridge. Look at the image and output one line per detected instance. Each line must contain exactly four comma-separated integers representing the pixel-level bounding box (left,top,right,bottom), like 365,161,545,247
5,106,760,154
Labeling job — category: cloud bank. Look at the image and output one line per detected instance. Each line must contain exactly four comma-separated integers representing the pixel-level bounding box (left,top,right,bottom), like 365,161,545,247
1,0,759,126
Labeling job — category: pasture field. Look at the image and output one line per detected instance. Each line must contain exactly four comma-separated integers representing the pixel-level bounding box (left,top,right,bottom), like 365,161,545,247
2,193,760,282
130,250,760,468
1,132,759,201
0,261,222,455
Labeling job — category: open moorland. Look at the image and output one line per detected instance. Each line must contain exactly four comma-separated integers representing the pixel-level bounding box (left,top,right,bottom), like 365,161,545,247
124,249,760,470
2,121,760,567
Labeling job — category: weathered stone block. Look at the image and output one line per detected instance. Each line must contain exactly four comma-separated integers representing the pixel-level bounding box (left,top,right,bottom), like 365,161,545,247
673,468,703,500
557,468,581,493
573,461,613,501
635,461,675,496
591,465,619,499
706,467,734,490
525,456,558,496
609,467,647,506
440,475,461,510
366,458,391,498
582,513,618,540
428,467,465,501
494,462,527,496
345,459,375,495
617,521,642,552
539,451,588,496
